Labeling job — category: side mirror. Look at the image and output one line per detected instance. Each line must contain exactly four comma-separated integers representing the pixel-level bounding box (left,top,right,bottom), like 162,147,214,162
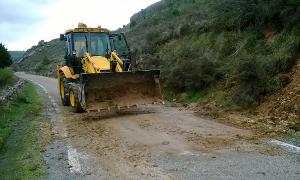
60,34,66,41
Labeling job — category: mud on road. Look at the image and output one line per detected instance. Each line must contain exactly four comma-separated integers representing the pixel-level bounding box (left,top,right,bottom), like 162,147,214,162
16,72,300,180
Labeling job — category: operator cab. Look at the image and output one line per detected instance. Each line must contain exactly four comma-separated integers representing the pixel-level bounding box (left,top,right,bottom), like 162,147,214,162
72,33,112,58
60,24,131,73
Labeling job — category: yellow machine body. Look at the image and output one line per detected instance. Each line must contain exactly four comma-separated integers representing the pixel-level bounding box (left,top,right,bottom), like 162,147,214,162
57,23,163,112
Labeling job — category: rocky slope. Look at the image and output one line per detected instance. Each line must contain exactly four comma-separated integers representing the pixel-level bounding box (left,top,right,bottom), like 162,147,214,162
257,57,300,131
14,39,64,77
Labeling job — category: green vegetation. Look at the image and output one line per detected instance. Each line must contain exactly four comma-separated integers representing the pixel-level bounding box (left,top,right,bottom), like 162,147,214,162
0,68,14,87
288,131,300,147
126,0,300,109
34,56,52,73
0,83,47,179
0,43,12,68
0,44,15,88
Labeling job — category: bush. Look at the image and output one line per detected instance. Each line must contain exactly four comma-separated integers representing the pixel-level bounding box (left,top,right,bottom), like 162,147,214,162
41,56,51,65
0,43,12,68
208,0,300,31
232,55,267,108
0,68,14,87
159,36,218,92
130,21,136,28
171,8,180,16
0,137,3,150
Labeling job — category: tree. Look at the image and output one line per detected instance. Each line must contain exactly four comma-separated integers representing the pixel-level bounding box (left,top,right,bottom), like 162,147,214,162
0,43,12,68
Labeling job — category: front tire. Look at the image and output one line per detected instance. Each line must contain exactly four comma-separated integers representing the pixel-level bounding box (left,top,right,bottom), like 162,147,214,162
59,77,70,106
69,87,83,113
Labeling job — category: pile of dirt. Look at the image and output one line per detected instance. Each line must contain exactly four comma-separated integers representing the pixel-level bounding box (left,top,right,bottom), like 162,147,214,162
192,59,300,135
256,59,300,132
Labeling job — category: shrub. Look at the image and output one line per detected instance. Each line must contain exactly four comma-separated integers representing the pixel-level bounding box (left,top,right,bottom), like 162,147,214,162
172,8,180,16
0,43,12,68
0,68,14,87
164,58,217,92
208,0,300,31
232,55,267,108
41,56,51,65
130,20,137,28
0,137,3,150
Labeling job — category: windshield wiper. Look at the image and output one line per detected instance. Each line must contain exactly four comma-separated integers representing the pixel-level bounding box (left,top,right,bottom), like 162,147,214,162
85,35,89,53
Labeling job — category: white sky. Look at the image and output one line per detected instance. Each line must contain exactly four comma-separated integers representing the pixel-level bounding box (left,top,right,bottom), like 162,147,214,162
0,0,160,51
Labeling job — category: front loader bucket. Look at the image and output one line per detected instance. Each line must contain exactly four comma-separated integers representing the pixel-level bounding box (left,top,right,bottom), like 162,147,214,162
79,70,163,112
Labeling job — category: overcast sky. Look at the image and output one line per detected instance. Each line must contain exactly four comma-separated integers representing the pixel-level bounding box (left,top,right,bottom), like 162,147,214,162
0,0,160,51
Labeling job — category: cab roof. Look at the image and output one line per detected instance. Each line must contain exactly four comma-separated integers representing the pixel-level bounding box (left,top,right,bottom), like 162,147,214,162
65,23,110,34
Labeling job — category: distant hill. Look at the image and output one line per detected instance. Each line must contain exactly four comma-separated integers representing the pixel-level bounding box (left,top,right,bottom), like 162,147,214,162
9,51,25,62
14,39,64,77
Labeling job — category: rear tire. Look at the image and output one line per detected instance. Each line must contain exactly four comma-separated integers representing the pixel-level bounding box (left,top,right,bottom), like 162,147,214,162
59,77,70,106
69,87,84,113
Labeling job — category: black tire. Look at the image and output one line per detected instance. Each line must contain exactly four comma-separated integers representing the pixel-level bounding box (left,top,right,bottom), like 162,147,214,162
59,77,70,106
69,86,84,113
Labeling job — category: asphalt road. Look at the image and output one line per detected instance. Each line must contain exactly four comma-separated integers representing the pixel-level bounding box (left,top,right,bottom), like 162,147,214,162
16,72,300,180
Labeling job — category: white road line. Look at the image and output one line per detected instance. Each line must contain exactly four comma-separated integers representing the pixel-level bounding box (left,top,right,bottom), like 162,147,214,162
270,140,300,153
67,146,82,174
180,151,199,156
28,79,48,94
27,80,59,112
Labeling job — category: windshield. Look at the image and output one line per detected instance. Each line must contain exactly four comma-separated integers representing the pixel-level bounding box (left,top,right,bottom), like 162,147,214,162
110,34,130,58
90,33,111,56
73,33,87,57
73,33,111,57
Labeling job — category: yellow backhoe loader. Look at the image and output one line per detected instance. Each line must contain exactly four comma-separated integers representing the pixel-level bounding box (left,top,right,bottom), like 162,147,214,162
56,23,163,112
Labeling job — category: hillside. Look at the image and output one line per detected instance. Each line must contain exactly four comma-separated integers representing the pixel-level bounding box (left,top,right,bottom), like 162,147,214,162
124,0,299,106
14,39,64,77
122,0,300,132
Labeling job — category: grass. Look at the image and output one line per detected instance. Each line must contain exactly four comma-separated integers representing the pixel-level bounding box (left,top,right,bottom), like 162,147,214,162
285,131,300,147
0,68,14,87
0,82,48,179
187,90,210,103
186,89,241,110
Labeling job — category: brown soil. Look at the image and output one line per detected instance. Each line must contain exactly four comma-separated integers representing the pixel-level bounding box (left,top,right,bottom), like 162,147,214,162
62,105,270,179
256,58,300,132
193,59,300,136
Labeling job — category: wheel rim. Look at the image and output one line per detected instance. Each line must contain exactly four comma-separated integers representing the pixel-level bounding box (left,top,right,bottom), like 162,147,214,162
60,80,65,99
69,90,76,107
